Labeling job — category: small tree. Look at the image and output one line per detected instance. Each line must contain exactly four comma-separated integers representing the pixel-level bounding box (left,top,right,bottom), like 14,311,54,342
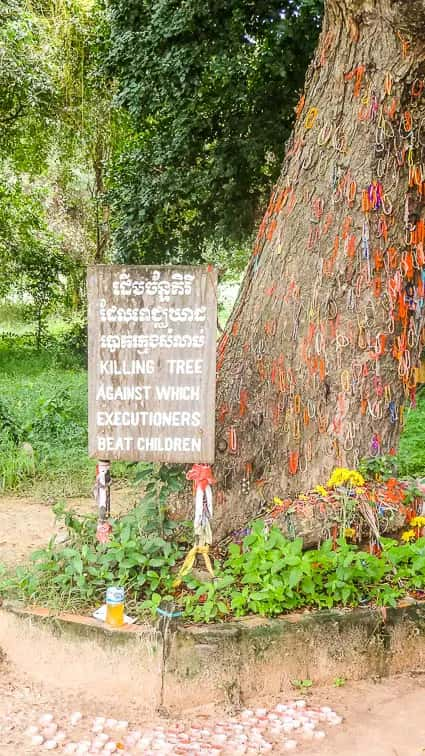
19,244,66,349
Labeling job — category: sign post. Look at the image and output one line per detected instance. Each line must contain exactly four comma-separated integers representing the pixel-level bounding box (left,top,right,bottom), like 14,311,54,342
87,265,217,535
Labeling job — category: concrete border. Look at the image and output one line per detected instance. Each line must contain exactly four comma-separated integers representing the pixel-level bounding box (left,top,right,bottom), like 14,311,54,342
1,600,425,710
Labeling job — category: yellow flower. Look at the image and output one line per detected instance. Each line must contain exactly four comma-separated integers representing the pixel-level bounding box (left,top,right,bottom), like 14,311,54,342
401,529,416,542
314,485,329,497
273,496,283,506
326,467,365,489
355,487,366,495
298,494,308,501
409,516,425,528
344,527,356,539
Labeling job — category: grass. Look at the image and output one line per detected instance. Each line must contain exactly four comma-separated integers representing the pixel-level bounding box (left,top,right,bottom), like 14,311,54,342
0,302,69,337
398,389,425,478
0,333,131,497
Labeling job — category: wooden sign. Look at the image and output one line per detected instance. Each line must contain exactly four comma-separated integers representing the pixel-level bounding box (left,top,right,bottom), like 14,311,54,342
87,265,217,463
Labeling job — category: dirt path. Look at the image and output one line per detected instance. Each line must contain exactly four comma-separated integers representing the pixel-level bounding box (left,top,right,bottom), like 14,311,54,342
0,488,136,567
0,652,424,755
309,675,425,755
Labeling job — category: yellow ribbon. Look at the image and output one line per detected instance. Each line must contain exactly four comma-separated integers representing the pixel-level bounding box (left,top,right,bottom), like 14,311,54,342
173,545,215,587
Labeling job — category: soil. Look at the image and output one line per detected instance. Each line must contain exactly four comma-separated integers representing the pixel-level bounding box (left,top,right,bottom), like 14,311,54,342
0,488,136,567
1,492,425,754
0,655,424,755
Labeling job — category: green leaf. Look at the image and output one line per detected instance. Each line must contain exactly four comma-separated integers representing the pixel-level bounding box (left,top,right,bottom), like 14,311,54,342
288,567,302,588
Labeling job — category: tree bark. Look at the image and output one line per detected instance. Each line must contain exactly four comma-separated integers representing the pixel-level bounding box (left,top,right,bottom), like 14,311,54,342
212,0,425,541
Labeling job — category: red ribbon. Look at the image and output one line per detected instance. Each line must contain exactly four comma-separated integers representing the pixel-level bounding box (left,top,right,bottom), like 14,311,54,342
186,464,216,492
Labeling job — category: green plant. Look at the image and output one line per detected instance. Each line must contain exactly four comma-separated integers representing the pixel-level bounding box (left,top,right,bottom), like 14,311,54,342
107,0,323,264
0,439,35,490
403,482,423,507
134,463,187,539
398,391,425,477
333,677,346,687
0,502,184,617
0,334,98,495
27,390,75,439
291,679,313,690
4,514,425,624
54,315,87,368
0,398,21,444
180,522,425,622
358,454,398,482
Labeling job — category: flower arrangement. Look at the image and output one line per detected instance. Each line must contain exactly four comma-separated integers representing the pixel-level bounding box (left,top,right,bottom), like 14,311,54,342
410,516,425,529
241,464,424,555
344,527,356,540
401,529,416,543
326,468,365,489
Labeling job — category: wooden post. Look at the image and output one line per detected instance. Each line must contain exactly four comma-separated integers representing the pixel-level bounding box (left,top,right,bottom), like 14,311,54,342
94,459,112,542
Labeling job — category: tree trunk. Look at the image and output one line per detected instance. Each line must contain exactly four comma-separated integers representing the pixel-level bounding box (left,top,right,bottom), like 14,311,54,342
213,0,425,541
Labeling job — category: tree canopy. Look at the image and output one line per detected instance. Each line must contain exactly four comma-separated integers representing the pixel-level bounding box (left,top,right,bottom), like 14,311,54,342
107,0,323,265
0,0,115,321
0,0,55,166
0,0,324,323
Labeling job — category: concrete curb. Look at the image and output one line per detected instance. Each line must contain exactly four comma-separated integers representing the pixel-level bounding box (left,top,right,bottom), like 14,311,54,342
1,600,425,709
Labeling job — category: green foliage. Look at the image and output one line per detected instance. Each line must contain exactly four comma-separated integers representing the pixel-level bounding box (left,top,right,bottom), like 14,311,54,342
3,509,425,623
0,334,94,495
291,679,313,690
402,481,423,507
398,391,425,477
27,390,80,441
107,0,323,263
0,170,80,350
0,0,55,166
358,454,398,482
0,0,119,329
0,502,183,616
46,0,123,265
181,521,425,622
359,392,425,483
0,458,189,614
0,440,36,491
0,398,21,445
134,463,187,538
0,2,73,329
52,315,88,368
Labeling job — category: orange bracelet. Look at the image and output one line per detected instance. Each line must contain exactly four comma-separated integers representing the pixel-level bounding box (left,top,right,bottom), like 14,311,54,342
288,450,299,475
295,94,306,119
411,79,424,98
228,426,237,453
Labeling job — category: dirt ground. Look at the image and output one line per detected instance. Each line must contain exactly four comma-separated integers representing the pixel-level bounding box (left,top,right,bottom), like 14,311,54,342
0,654,424,755
1,492,425,755
0,488,135,567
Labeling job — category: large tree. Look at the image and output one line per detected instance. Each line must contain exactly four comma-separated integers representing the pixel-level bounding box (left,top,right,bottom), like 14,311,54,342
0,0,54,166
0,0,116,313
213,0,425,539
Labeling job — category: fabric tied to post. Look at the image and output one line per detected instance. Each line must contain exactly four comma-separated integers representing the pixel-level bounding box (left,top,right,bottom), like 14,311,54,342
186,463,215,546
174,464,216,586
